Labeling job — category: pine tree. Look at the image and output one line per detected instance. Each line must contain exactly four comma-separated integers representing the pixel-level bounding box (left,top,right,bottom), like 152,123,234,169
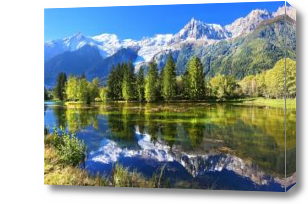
187,57,205,100
122,62,136,101
54,72,67,101
158,65,164,100
44,86,48,101
145,61,159,102
137,66,145,101
108,64,124,100
162,55,177,101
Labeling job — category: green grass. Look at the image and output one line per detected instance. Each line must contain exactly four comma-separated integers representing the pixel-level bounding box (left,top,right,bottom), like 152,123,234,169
240,97,296,109
59,97,296,110
65,101,88,105
44,146,109,186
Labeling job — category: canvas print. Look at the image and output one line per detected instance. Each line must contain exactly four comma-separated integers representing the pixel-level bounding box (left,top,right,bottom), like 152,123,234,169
44,1,296,191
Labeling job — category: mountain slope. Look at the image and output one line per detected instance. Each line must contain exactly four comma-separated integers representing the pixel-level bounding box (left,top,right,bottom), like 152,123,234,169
44,6,295,65
44,47,138,86
273,5,296,21
87,48,139,81
155,15,296,79
44,5,296,86
225,9,272,38
44,45,103,86
174,18,231,42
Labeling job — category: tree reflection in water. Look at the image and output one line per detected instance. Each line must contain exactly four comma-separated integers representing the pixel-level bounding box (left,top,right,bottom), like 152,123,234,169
45,102,296,190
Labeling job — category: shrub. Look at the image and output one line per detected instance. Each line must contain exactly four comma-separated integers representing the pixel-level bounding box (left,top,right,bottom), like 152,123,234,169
45,127,86,166
58,132,86,166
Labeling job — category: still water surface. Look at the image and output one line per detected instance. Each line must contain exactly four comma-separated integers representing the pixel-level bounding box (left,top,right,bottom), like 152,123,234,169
44,102,296,191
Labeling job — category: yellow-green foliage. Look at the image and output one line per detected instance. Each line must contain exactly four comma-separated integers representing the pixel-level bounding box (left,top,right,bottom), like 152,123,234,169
45,128,86,166
239,75,257,97
145,61,160,102
186,57,205,99
209,74,238,99
66,76,100,103
239,58,296,99
66,76,79,101
162,55,177,101
99,87,108,102
286,58,296,98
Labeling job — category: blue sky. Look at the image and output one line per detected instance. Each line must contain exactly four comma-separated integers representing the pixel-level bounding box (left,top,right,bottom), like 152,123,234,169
44,1,285,42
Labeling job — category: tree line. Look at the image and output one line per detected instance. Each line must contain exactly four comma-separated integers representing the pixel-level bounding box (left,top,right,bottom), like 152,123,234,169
239,58,296,99
46,73,100,104
105,55,210,102
45,56,296,103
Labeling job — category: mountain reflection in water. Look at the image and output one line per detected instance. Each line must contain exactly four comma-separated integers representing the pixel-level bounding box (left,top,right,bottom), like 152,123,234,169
44,102,296,191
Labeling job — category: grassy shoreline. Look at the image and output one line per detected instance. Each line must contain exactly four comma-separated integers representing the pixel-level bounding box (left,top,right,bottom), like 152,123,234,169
44,145,108,186
238,98,296,109
44,130,167,187
45,145,168,187
60,97,296,110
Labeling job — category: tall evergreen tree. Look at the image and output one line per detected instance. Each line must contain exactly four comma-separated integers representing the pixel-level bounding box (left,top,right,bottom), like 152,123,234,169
158,65,164,100
108,64,124,100
137,66,145,101
107,65,117,100
54,72,67,101
145,61,159,102
162,55,177,101
122,62,136,101
44,86,48,101
187,57,205,100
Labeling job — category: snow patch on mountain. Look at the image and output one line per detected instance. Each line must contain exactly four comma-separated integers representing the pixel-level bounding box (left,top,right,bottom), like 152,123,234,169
273,5,296,21
136,34,174,63
91,33,122,57
175,18,231,42
225,9,272,38
45,6,296,65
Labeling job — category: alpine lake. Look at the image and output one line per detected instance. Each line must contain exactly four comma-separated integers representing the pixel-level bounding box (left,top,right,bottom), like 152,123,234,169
44,101,296,191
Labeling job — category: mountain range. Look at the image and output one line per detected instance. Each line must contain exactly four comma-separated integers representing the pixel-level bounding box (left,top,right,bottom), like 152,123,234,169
44,6,296,86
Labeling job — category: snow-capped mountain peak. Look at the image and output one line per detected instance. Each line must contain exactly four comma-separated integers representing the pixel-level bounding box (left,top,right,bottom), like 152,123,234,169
91,33,123,57
92,33,119,44
45,6,296,64
62,32,89,50
273,5,296,21
225,9,272,38
175,18,231,41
